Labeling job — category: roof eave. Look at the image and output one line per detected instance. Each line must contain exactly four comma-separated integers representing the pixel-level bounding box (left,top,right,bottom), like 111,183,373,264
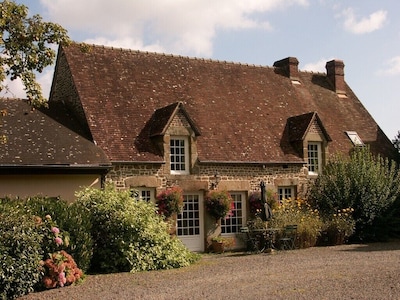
197,160,306,165
0,164,111,175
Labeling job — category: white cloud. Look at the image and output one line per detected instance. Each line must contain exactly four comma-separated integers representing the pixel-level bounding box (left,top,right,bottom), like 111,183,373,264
377,56,400,76
0,68,56,100
41,0,308,56
83,37,165,53
0,77,26,99
302,58,333,73
340,8,387,34
37,68,55,99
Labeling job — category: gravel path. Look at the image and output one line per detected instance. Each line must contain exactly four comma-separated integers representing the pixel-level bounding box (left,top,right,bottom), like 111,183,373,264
20,242,400,300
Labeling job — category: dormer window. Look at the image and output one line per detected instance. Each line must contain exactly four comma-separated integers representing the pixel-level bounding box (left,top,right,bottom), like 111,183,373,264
149,102,200,175
287,112,331,177
170,136,189,175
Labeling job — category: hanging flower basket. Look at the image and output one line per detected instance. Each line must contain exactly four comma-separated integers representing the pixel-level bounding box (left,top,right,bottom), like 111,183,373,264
205,190,234,222
156,186,184,218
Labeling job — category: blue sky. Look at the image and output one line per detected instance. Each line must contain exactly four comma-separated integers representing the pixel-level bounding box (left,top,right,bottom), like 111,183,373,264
8,0,400,140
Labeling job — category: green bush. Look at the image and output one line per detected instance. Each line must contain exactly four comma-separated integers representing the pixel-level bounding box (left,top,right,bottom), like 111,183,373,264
308,147,400,241
0,208,43,299
268,198,323,248
0,196,93,272
75,185,200,273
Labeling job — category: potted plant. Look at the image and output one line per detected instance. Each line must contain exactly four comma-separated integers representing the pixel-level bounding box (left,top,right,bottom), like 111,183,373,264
205,190,234,222
156,186,184,219
211,236,235,253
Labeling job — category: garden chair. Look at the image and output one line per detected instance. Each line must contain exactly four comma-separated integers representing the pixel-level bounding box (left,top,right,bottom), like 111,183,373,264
279,224,298,250
240,226,265,252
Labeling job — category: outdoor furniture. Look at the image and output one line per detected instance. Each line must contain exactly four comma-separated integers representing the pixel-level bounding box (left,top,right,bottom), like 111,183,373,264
279,225,298,250
265,227,281,250
240,227,267,252
240,226,283,252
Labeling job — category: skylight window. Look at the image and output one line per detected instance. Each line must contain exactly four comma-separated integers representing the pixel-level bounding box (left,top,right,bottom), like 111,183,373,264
291,79,301,85
345,131,364,146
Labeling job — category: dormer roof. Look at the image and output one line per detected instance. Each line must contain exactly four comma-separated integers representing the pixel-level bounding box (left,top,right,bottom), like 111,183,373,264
149,102,201,137
288,112,332,142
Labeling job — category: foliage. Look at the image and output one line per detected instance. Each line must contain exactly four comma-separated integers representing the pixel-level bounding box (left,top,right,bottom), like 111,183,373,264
0,208,43,299
75,185,199,273
35,214,70,260
42,250,83,289
156,186,184,218
0,0,70,106
308,147,400,241
211,236,235,248
393,131,400,153
37,216,83,289
0,196,93,272
0,199,85,297
205,190,234,221
247,216,267,231
322,208,355,238
248,190,279,217
268,198,323,248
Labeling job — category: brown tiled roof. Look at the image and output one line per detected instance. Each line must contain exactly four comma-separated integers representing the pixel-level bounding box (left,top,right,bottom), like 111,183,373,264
0,98,110,172
50,43,399,163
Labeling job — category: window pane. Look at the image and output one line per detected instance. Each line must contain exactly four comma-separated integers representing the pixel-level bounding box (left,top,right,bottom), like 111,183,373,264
177,195,200,237
308,143,320,173
170,138,187,173
221,193,244,234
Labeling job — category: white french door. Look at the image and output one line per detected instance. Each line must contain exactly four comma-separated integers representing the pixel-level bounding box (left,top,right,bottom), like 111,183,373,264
177,193,204,251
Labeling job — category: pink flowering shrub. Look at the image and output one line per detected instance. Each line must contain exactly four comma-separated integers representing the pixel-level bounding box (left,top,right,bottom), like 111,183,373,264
38,215,83,289
156,186,184,218
42,250,83,289
37,214,69,255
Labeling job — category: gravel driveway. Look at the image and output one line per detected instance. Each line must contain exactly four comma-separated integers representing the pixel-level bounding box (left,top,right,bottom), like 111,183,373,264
20,242,400,300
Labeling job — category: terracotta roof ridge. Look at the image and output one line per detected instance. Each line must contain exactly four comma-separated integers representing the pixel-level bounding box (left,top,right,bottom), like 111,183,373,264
71,42,273,70
300,69,326,75
0,97,28,101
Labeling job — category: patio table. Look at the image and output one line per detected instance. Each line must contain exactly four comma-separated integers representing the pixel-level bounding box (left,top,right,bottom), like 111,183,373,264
249,228,282,252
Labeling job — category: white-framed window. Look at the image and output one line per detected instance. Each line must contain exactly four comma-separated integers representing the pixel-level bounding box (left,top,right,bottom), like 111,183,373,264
177,194,201,236
170,136,189,175
131,187,155,202
221,192,246,235
278,186,295,201
307,142,322,175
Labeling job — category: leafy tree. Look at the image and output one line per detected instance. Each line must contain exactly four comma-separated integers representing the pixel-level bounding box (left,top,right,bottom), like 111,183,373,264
308,146,400,241
392,131,400,153
0,0,70,106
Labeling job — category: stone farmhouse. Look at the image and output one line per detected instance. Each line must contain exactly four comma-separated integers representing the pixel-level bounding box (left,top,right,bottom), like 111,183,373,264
1,42,398,251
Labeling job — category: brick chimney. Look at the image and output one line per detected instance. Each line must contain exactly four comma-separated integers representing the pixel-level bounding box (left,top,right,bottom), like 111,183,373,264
273,57,299,81
326,60,346,95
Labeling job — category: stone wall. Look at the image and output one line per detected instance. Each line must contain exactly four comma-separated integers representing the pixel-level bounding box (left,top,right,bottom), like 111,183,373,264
106,161,309,197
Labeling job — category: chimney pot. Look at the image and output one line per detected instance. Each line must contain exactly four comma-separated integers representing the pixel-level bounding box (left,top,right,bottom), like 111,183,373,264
273,57,299,80
326,60,346,95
